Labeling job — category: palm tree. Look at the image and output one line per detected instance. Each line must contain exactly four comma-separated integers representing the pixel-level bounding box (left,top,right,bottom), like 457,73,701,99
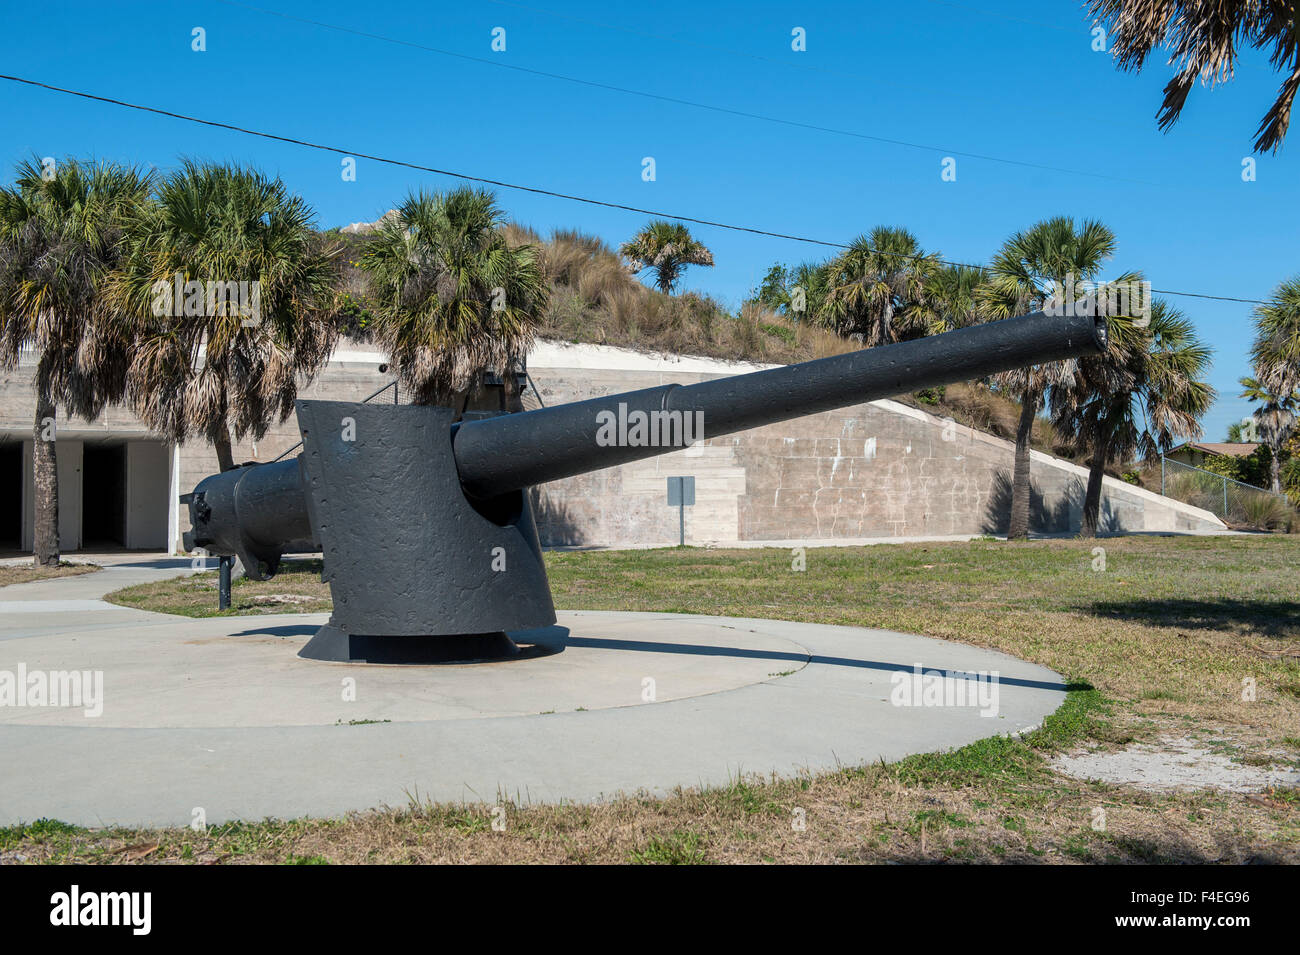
790,261,832,321
751,260,831,320
1239,376,1297,494
929,264,989,331
104,160,340,472
0,157,152,566
619,220,714,293
1241,276,1300,493
1087,1,1300,153
360,187,548,410
821,227,941,346
1054,299,1213,537
977,217,1119,540
1249,276,1300,395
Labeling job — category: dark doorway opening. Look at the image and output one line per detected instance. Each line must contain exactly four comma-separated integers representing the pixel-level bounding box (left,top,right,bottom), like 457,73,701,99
82,443,126,547
0,442,20,550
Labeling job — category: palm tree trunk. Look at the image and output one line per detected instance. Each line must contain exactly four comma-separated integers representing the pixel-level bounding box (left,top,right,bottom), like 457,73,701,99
1080,439,1108,538
656,264,677,294
1269,445,1282,494
503,361,525,414
449,382,473,422
214,421,236,472
32,388,60,568
873,301,894,348
1007,386,1038,540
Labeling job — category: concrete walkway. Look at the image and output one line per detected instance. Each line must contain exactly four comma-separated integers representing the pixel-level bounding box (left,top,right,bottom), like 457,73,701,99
0,558,1070,827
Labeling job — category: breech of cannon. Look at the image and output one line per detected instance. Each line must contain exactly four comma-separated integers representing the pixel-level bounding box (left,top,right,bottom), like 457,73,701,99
181,310,1105,663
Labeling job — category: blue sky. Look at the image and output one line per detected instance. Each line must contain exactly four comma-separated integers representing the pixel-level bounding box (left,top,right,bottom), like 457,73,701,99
4,0,1297,442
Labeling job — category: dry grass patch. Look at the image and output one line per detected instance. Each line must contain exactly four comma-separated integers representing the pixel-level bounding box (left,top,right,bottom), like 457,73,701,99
504,225,853,364
0,562,98,588
104,558,330,616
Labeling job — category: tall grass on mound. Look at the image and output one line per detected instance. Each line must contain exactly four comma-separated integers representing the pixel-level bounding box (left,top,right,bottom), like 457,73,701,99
932,381,1065,454
507,225,852,364
1237,488,1297,532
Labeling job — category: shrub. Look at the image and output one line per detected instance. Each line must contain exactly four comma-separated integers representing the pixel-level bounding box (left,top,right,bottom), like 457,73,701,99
1236,491,1297,532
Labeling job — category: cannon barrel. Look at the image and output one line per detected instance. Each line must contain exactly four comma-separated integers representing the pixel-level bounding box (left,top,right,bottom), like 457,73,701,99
451,309,1105,499
184,309,1103,581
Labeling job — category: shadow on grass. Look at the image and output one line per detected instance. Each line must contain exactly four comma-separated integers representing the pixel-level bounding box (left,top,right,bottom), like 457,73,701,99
1080,598,1300,639
876,838,1293,865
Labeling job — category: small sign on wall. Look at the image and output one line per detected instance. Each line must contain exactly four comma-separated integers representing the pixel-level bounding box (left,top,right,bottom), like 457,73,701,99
666,475,695,506
667,475,695,546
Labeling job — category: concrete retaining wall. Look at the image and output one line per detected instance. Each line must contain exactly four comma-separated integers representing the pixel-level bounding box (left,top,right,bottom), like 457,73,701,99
522,342,1226,546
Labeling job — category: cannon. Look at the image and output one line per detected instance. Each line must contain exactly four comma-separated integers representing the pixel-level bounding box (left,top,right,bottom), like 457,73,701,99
182,310,1105,663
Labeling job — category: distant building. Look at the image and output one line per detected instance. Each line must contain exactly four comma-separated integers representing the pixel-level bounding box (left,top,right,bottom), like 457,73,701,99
1165,442,1261,469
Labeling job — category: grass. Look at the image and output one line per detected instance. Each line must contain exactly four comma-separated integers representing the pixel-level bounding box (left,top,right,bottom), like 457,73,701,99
894,381,1068,458
544,537,1300,737
105,558,330,616
24,535,1300,864
0,562,98,588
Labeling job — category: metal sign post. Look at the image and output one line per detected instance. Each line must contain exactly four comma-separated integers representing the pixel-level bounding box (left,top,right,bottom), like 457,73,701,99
666,476,695,546
218,554,233,611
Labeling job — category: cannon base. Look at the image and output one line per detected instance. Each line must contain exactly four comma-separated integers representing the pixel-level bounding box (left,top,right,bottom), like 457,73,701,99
292,401,558,654
298,625,558,664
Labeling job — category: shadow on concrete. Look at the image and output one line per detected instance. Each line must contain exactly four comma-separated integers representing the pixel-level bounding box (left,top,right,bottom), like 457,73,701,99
529,487,584,547
540,633,1074,692
981,469,1076,536
1079,598,1300,640
981,470,1142,537
229,621,1072,690
232,624,319,638
234,623,571,665
99,558,194,570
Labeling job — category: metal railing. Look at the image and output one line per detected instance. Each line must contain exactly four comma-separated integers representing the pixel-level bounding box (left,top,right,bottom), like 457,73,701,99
270,379,400,463
266,371,541,463
522,372,546,411
1159,455,1292,529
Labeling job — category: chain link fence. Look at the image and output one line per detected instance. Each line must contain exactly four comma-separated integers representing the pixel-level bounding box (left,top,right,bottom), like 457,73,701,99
1158,456,1294,531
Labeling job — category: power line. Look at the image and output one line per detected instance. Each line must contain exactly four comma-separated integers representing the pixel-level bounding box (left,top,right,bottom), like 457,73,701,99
477,0,1024,106
0,72,844,249
0,72,1266,306
210,0,1153,186
478,0,1244,153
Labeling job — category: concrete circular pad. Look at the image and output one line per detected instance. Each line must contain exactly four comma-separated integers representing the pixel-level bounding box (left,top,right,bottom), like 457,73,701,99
0,613,811,728
0,586,1070,827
